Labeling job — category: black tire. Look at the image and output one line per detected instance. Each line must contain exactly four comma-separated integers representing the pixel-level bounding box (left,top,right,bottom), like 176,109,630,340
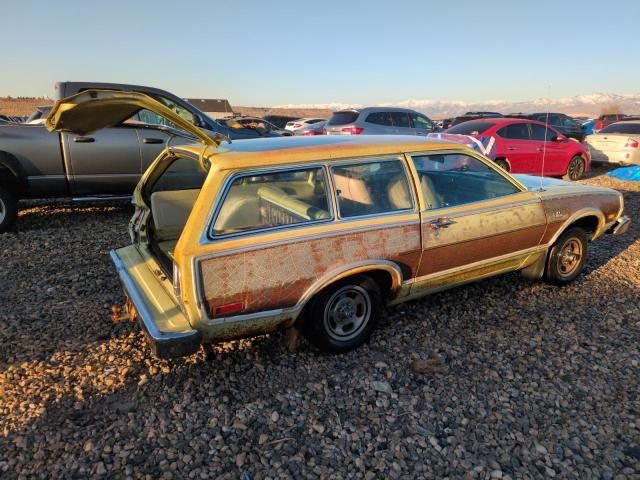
563,156,585,181
544,227,588,285
0,186,17,233
495,158,510,172
302,275,381,353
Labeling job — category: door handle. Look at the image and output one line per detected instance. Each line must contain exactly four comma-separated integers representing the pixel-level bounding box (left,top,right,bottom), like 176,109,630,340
143,138,164,144
74,136,95,143
429,217,457,229
507,146,517,151
536,147,545,152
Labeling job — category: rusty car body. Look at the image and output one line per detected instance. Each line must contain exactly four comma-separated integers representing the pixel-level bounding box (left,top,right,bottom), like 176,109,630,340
46,90,632,358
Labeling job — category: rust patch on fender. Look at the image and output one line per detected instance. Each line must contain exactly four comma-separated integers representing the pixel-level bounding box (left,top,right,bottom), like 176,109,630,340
201,224,421,316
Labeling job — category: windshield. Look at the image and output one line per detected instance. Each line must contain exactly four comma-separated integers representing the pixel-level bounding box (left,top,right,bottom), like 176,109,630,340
599,123,640,135
446,121,494,135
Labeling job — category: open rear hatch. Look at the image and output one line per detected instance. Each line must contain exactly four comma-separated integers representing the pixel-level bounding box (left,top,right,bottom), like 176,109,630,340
45,89,221,358
46,89,222,147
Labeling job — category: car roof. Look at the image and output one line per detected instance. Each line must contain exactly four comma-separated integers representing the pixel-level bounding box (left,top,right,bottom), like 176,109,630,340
333,107,421,114
177,135,470,171
455,117,546,127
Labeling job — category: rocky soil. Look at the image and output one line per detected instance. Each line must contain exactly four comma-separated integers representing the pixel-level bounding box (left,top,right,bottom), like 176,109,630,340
1,166,639,479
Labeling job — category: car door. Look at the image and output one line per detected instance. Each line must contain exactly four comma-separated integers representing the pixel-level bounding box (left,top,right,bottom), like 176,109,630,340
389,112,414,135
406,151,547,290
530,123,566,176
62,126,142,195
495,122,537,172
364,111,394,134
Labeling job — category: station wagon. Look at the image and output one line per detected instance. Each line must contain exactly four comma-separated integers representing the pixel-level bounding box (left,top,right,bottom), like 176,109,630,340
47,90,631,358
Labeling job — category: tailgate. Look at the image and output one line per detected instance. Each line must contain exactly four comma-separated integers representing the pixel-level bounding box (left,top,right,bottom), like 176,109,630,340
111,245,201,358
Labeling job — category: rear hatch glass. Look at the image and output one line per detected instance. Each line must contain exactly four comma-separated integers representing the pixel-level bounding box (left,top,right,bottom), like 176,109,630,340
446,121,494,135
327,111,359,126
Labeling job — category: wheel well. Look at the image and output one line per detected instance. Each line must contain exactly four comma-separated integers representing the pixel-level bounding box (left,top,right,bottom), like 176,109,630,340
297,268,395,326
567,215,600,237
494,157,510,171
0,153,23,194
0,166,19,192
363,270,393,297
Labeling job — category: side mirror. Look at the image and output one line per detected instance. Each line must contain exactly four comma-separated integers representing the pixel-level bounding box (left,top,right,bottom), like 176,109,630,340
553,134,567,142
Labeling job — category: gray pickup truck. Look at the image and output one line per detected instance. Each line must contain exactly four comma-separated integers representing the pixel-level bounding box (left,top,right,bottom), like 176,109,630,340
0,82,288,232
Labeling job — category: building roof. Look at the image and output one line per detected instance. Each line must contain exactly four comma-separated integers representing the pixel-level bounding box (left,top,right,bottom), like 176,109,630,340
185,98,233,113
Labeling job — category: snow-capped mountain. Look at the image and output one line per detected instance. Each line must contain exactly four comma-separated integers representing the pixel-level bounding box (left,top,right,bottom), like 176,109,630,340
275,93,640,118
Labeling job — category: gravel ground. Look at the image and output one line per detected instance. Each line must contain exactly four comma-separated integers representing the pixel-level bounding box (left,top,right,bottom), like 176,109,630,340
1,166,639,479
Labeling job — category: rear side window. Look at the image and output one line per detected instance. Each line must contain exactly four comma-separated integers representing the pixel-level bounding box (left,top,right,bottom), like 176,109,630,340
446,121,494,135
212,167,331,236
328,111,360,125
497,123,531,140
331,160,412,218
390,112,411,128
366,112,393,126
599,123,640,134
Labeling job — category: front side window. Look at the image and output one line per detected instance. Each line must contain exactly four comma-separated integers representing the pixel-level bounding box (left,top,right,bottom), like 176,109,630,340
497,123,531,140
332,160,413,218
410,113,434,130
411,154,519,210
212,167,331,236
530,123,556,141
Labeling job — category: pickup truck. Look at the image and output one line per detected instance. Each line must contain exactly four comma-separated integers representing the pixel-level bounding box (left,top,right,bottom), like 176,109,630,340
0,82,289,232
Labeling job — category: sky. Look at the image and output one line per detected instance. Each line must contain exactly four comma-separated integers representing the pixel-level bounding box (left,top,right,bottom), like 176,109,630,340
1,0,639,106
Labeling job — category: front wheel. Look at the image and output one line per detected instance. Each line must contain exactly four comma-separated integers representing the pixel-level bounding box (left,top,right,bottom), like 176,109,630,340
544,227,588,285
563,156,585,181
0,186,17,233
302,276,381,353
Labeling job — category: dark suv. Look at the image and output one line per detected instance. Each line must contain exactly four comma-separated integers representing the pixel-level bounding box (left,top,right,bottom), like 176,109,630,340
527,113,585,141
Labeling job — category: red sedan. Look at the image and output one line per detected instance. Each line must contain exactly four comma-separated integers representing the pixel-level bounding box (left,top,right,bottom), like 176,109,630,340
446,118,590,180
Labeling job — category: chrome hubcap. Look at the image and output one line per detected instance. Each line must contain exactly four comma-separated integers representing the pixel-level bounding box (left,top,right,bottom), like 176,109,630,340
569,158,583,179
558,238,582,277
323,285,371,341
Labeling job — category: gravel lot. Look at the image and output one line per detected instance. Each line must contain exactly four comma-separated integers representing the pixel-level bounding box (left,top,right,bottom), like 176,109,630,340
1,166,639,479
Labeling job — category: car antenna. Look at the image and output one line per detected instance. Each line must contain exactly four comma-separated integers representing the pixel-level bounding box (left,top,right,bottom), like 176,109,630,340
538,85,551,192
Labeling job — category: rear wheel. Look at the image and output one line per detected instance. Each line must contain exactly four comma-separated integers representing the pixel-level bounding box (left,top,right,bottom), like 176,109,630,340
495,158,510,172
544,227,588,285
302,275,381,353
0,186,17,233
563,156,585,181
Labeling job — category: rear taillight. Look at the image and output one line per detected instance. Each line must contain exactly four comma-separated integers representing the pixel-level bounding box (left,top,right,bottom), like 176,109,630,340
624,138,639,149
322,128,327,134
303,131,319,136
172,262,182,302
595,120,603,131
341,126,364,134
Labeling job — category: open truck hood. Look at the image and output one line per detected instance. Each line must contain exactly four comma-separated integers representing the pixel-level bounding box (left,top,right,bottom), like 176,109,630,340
45,89,222,147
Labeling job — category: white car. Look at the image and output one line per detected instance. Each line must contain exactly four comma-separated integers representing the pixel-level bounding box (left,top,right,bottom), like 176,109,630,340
285,118,327,135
